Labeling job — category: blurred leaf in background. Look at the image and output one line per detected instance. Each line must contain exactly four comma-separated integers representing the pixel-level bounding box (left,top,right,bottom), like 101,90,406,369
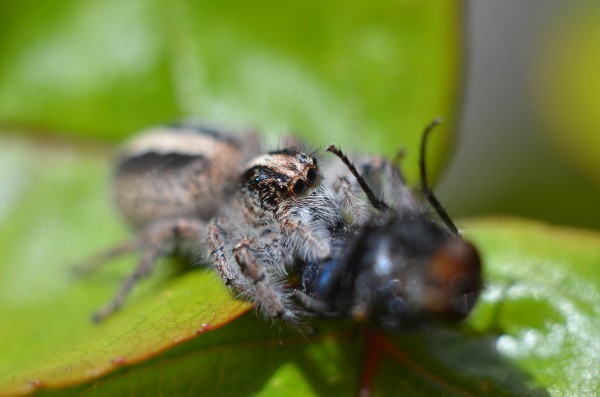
438,0,600,230
531,0,600,189
0,0,460,182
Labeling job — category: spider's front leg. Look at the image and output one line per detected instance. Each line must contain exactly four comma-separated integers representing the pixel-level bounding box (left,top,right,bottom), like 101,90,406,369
279,218,333,263
329,175,370,225
208,217,309,331
233,240,308,328
207,217,250,295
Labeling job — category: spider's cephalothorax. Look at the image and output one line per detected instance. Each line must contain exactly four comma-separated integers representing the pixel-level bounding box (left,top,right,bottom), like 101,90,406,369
78,126,344,330
207,148,343,331
240,150,320,218
238,149,343,260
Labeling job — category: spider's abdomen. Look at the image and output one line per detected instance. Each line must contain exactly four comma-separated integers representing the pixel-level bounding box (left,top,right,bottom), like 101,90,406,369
114,123,259,228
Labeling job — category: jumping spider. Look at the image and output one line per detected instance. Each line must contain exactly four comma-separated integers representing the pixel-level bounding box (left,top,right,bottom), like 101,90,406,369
207,148,343,330
76,122,342,330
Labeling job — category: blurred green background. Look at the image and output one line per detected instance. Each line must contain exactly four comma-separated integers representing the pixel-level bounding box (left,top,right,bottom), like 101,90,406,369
1,0,599,229
438,0,600,230
0,0,459,182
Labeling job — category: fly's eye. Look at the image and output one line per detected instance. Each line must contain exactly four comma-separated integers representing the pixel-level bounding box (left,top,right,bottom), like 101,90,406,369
292,179,307,195
306,168,317,184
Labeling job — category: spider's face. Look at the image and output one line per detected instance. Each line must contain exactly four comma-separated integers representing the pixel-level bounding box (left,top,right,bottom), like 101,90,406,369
240,149,322,217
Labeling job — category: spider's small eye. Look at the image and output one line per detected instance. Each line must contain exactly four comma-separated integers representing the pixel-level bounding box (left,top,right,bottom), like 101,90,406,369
292,179,307,195
306,168,317,183
278,184,287,193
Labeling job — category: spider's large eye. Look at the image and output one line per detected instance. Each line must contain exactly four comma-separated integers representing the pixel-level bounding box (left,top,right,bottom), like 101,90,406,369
306,168,317,184
292,179,307,195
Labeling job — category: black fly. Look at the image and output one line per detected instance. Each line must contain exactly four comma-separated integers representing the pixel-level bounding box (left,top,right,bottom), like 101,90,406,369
295,119,482,331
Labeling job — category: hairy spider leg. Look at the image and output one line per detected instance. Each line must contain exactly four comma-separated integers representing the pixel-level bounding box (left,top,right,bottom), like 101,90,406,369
91,217,208,322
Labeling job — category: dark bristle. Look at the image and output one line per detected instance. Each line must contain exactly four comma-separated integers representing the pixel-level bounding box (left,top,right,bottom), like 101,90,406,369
418,117,459,236
268,148,301,156
116,152,204,176
326,144,391,213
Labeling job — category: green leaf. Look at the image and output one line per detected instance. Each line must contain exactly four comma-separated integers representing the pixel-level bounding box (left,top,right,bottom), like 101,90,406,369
531,2,600,188
7,1,583,396
66,218,598,397
0,0,460,182
1,141,597,397
0,138,250,395
463,218,600,396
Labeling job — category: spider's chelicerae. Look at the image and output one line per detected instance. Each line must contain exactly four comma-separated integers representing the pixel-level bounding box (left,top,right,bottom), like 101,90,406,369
76,122,343,330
